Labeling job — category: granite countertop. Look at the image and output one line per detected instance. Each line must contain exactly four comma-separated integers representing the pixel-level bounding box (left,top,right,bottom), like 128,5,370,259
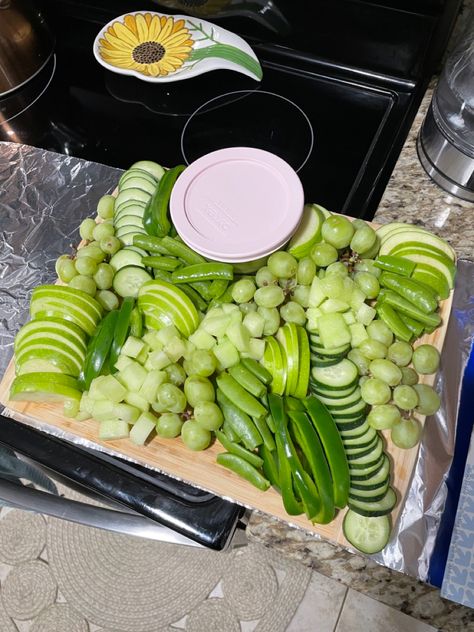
247,43,474,632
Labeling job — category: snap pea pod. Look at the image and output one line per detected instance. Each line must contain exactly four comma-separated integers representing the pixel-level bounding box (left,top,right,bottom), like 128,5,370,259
265,413,276,434
188,281,212,301
177,283,208,312
152,268,173,283
275,434,303,515
209,279,229,299
160,236,206,265
399,312,425,338
259,443,280,490
216,453,270,492
129,306,143,338
215,430,263,468
133,234,170,255
374,255,415,277
380,272,438,314
303,395,350,509
269,394,321,520
207,282,235,308
141,256,182,271
241,357,272,386
172,263,234,284
228,363,266,398
216,388,262,450
143,165,186,236
79,310,118,390
380,289,441,328
285,396,306,412
109,297,134,371
288,410,335,524
216,372,267,418
376,302,413,343
222,418,240,443
252,414,276,452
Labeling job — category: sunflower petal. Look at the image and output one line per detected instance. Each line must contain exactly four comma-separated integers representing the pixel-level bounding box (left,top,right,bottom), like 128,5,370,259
161,31,192,47
148,15,162,40
171,19,186,34
160,17,174,40
123,14,138,37
113,21,139,47
135,13,149,42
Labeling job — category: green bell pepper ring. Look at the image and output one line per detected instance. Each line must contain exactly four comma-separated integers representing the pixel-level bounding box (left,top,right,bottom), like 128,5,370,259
380,272,438,314
252,414,276,452
79,309,119,390
109,297,135,371
216,453,270,492
275,434,303,515
143,165,186,237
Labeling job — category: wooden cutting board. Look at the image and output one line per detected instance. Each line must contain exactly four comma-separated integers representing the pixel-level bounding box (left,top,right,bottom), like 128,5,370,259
0,219,453,548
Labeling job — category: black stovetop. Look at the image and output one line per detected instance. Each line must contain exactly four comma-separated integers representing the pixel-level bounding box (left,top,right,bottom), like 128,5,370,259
0,0,461,548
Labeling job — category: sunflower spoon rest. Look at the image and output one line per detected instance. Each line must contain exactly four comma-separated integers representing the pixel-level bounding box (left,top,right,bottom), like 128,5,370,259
93,11,262,83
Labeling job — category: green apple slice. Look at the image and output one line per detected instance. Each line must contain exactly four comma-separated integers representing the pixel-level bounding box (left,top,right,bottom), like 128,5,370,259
10,374,82,403
32,285,102,320
412,264,450,300
16,344,83,377
138,280,199,337
12,372,80,388
379,230,455,261
388,250,454,289
293,326,310,399
276,323,299,397
15,317,87,352
262,335,286,396
15,327,87,356
31,303,98,337
287,203,324,259
16,334,86,366
389,244,456,279
376,222,420,240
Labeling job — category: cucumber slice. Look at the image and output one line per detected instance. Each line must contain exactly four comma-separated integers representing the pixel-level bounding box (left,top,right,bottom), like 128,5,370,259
331,399,368,419
115,188,151,210
339,419,371,439
119,176,156,195
317,387,362,409
350,455,390,490
346,437,384,468
310,355,344,368
126,246,149,257
348,486,397,517
119,168,157,188
343,425,377,448
114,204,146,221
129,160,165,181
345,435,379,459
114,215,145,230
109,248,146,272
311,359,358,390
349,478,389,501
343,509,391,553
335,416,367,430
310,383,358,399
113,265,152,298
349,454,385,480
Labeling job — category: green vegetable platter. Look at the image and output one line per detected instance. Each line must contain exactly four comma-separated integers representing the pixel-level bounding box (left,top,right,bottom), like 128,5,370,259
0,159,455,554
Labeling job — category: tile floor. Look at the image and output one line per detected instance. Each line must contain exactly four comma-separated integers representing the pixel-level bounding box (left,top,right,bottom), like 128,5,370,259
286,571,437,632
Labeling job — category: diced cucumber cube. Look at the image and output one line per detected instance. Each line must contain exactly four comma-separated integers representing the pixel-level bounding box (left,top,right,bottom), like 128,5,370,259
121,336,146,358
142,332,163,351
343,277,355,293
99,419,130,441
156,325,180,346
309,277,326,307
226,322,250,352
79,392,94,414
75,411,91,421
89,376,110,401
222,303,240,315
247,337,266,360
92,374,127,403
164,336,186,362
117,361,148,391
350,287,367,310
188,329,216,350
318,313,351,348
202,314,231,338
135,344,150,366
92,399,115,421
147,350,172,370
113,403,140,423
230,310,243,325
356,303,376,326
129,412,156,446
114,355,134,372
349,322,369,347
320,298,350,313
343,311,356,325
138,369,167,403
243,311,265,338
182,340,197,361
214,338,240,369
124,391,149,412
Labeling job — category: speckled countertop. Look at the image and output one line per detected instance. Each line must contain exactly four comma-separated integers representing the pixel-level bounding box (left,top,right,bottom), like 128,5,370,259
247,9,474,632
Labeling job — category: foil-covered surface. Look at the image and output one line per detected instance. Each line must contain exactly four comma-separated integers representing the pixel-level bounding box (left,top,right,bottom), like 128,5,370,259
0,141,472,577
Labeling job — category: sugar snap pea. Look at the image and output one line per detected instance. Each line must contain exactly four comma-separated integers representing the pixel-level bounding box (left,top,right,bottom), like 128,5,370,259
241,358,272,386
216,373,267,418
376,302,413,343
215,430,263,468
380,272,438,314
228,363,266,398
216,389,262,450
142,256,182,271
216,453,270,492
209,279,229,299
374,255,415,277
401,313,425,338
380,289,441,328
133,234,170,255
259,443,280,490
160,236,206,265
172,263,234,284
177,283,208,312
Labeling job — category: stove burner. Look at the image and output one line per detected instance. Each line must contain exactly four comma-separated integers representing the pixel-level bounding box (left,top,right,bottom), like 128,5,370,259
132,42,166,64
181,89,314,172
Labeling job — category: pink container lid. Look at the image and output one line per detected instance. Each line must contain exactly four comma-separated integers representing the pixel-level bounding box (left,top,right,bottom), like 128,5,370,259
170,147,304,263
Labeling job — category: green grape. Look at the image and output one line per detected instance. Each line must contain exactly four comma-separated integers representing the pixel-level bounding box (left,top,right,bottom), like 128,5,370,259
79,218,96,241
92,222,115,242
412,344,440,374
157,383,187,413
296,257,316,285
347,349,370,375
257,306,280,335
321,274,344,299
354,272,380,299
181,420,211,451
267,251,298,279
93,262,114,290
292,285,310,307
191,349,217,377
361,378,391,405
239,302,257,315
280,301,306,325
231,279,256,303
278,277,296,292
96,289,119,311
182,359,194,377
325,261,349,277
358,236,381,260
76,243,106,263
100,235,121,255
392,384,418,411
75,255,98,276
367,404,401,430
413,384,441,416
358,339,388,360
353,259,381,278
156,413,183,438
352,219,368,230
69,275,96,296
370,359,402,386
164,363,187,386
193,401,224,431
97,194,115,220
350,226,377,254
255,266,277,288
56,255,77,283
254,285,285,308
387,341,413,366
401,367,419,386
310,242,338,267
391,418,421,449
366,320,393,347
321,216,355,249
184,375,215,408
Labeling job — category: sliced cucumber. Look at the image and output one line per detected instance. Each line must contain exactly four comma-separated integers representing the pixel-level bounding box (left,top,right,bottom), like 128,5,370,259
350,456,390,490
113,265,152,298
119,176,156,195
349,476,389,499
310,355,343,368
109,248,146,272
114,203,146,221
114,215,145,230
311,359,358,390
343,509,391,553
129,160,165,181
310,383,358,399
331,399,367,419
346,437,384,469
349,454,386,480
339,419,371,439
345,436,379,460
343,425,377,448
348,486,397,517
115,188,151,210
317,387,362,409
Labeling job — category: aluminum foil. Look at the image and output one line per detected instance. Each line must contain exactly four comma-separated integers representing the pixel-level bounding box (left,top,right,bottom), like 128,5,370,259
0,141,472,578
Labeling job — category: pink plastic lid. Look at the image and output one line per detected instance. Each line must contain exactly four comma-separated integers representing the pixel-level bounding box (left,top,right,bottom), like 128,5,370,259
170,147,304,263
